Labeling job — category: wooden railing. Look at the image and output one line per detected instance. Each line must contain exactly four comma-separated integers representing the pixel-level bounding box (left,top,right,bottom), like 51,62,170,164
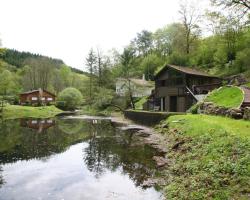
192,83,221,95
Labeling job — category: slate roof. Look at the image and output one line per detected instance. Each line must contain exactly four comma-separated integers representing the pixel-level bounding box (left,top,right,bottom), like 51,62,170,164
155,64,218,78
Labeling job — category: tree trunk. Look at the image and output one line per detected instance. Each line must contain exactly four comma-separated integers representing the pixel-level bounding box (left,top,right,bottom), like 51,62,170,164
128,80,135,110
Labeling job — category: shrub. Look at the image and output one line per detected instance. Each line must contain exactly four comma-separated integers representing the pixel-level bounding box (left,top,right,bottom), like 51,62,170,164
92,88,114,110
187,103,199,114
57,87,83,110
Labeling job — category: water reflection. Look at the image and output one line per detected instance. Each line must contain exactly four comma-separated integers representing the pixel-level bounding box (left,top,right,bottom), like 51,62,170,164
83,121,157,186
0,117,163,200
0,167,3,188
0,118,90,164
20,118,55,133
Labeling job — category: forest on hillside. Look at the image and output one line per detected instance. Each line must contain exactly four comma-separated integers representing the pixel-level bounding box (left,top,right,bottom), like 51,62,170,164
0,0,250,109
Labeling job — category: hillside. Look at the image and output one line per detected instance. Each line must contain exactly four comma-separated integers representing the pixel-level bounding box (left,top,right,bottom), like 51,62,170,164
0,48,85,74
205,86,244,108
0,48,89,98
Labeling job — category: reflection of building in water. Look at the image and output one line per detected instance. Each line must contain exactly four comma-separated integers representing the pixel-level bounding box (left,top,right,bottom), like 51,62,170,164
20,119,55,133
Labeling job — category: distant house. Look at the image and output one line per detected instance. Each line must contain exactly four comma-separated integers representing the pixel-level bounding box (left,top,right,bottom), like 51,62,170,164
116,76,154,98
20,89,56,105
150,64,221,112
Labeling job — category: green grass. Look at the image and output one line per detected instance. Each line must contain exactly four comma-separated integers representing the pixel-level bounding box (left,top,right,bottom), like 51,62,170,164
245,82,250,88
205,86,244,108
2,105,63,119
158,114,250,200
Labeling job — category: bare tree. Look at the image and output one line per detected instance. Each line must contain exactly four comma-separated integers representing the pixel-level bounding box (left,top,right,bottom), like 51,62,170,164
179,0,201,54
211,0,250,16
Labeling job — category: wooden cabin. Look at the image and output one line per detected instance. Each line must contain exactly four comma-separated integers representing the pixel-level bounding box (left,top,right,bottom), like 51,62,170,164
20,89,56,105
152,64,221,112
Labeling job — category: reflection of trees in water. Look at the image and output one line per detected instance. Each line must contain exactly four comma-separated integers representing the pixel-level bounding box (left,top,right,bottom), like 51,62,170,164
58,119,84,135
0,119,91,164
83,122,158,187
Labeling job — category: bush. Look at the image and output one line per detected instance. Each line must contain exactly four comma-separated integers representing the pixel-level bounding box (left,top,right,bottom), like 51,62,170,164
57,87,83,110
92,88,114,110
187,103,199,114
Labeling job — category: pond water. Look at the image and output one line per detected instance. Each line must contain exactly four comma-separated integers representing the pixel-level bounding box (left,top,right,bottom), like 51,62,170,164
0,117,163,200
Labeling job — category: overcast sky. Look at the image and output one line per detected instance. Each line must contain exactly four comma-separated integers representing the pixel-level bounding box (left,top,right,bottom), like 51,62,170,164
0,0,210,70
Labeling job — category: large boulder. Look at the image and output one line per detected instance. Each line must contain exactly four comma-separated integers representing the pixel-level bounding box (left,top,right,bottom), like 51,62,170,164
227,108,243,119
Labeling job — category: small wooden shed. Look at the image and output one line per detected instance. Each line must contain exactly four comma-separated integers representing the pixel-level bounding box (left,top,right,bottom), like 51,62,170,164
20,89,56,105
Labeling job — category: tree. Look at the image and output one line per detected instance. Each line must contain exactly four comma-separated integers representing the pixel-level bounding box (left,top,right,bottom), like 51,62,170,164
154,23,187,56
60,65,72,88
206,11,245,63
23,57,54,90
96,48,103,87
179,0,201,54
133,30,153,56
85,48,97,101
211,0,250,15
120,47,136,109
57,87,83,110
0,70,16,111
139,54,165,80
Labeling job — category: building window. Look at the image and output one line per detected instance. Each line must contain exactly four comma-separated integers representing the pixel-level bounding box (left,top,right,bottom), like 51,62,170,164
47,98,53,101
41,97,45,101
159,80,165,87
31,97,38,100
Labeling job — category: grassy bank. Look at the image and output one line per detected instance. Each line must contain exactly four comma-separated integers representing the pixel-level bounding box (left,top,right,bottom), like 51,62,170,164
1,105,63,119
158,114,250,200
205,86,243,108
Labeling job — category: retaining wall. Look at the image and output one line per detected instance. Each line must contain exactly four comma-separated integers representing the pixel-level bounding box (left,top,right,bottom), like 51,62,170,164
124,110,185,126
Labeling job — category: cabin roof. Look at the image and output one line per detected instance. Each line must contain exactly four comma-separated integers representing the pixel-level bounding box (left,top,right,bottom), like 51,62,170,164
20,89,56,97
155,64,218,78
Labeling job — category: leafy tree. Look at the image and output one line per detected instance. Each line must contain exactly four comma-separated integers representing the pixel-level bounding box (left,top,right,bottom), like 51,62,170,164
85,48,97,101
92,87,114,109
133,30,153,56
234,48,250,72
23,57,54,90
154,23,187,56
0,70,16,96
120,47,136,109
0,70,17,110
57,87,83,110
139,54,165,80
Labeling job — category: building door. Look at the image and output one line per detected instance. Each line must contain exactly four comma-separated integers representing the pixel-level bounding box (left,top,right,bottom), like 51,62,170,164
170,96,177,112
161,97,165,111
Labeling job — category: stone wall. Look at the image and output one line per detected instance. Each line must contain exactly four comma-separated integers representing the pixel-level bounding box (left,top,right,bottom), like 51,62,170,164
124,110,184,126
243,107,250,120
199,102,244,119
